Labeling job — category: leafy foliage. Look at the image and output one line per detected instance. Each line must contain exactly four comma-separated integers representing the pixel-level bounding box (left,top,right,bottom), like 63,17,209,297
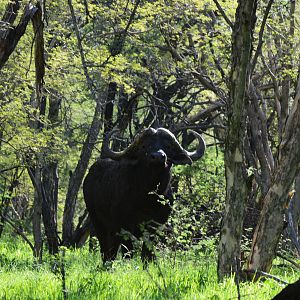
168,147,224,248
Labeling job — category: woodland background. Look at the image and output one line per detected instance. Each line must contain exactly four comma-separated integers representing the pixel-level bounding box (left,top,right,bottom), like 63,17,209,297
1,0,300,292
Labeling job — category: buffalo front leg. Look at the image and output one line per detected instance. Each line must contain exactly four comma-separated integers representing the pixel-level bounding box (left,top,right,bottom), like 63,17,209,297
97,231,119,263
141,241,156,266
140,222,157,267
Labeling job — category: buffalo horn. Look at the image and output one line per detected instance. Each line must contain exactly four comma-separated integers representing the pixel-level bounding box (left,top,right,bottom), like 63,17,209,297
184,130,206,161
102,128,155,160
101,129,127,160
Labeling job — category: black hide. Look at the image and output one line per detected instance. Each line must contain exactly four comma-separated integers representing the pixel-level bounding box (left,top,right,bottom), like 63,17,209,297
83,127,205,263
272,279,300,300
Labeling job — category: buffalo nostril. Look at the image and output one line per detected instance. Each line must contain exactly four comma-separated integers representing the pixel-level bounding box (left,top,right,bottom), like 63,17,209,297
150,150,166,161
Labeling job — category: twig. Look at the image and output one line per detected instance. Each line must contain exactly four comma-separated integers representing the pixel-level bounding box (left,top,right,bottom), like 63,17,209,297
171,100,225,133
191,70,225,99
276,253,300,269
0,165,23,174
244,269,289,285
156,259,168,293
145,266,165,296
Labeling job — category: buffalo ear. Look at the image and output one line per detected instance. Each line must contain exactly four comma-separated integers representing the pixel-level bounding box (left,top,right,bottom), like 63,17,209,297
171,153,192,165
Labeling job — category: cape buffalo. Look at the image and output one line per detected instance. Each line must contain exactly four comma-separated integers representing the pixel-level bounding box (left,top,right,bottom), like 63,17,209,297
272,278,300,300
83,127,205,263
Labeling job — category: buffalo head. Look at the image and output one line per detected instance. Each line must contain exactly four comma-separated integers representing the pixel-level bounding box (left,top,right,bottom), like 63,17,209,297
102,127,205,166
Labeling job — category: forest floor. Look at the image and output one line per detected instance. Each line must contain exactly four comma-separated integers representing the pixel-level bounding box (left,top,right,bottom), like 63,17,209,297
0,235,299,300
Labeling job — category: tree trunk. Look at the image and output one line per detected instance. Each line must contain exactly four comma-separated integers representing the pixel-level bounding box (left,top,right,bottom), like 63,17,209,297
40,94,61,254
31,1,60,255
248,86,300,272
62,0,105,246
278,0,295,140
30,166,43,260
67,81,117,247
62,99,102,246
27,2,44,260
285,176,300,255
293,176,300,237
217,0,257,280
41,162,59,254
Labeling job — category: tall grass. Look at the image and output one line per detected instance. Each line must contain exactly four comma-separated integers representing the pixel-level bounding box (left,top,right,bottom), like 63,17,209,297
0,235,298,299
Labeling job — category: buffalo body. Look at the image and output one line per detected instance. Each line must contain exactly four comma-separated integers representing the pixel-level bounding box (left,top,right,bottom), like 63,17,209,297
83,127,205,263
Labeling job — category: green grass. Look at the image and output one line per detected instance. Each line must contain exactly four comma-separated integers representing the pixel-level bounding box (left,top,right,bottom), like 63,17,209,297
0,235,299,300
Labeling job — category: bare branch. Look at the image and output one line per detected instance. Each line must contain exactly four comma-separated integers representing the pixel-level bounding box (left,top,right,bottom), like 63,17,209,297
1,214,35,254
261,55,280,101
0,165,23,174
276,253,300,269
251,0,274,74
171,100,225,133
243,269,289,285
191,70,226,99
67,0,95,97
212,0,233,29
123,0,141,34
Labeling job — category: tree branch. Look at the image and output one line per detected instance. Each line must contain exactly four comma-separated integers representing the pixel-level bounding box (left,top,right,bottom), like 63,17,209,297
212,0,233,29
67,0,95,97
0,3,37,69
191,70,226,99
1,214,35,254
251,0,274,74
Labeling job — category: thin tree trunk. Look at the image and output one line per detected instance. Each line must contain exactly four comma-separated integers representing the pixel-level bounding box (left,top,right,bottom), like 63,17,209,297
285,176,300,255
28,2,44,260
293,176,300,237
65,82,116,246
62,99,102,246
30,166,43,259
62,0,104,246
102,82,117,137
41,162,59,254
278,0,295,140
289,176,300,255
41,94,61,254
32,1,60,255
217,0,257,280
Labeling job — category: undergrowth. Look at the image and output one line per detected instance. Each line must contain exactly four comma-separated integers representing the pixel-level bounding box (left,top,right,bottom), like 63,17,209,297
0,234,299,300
